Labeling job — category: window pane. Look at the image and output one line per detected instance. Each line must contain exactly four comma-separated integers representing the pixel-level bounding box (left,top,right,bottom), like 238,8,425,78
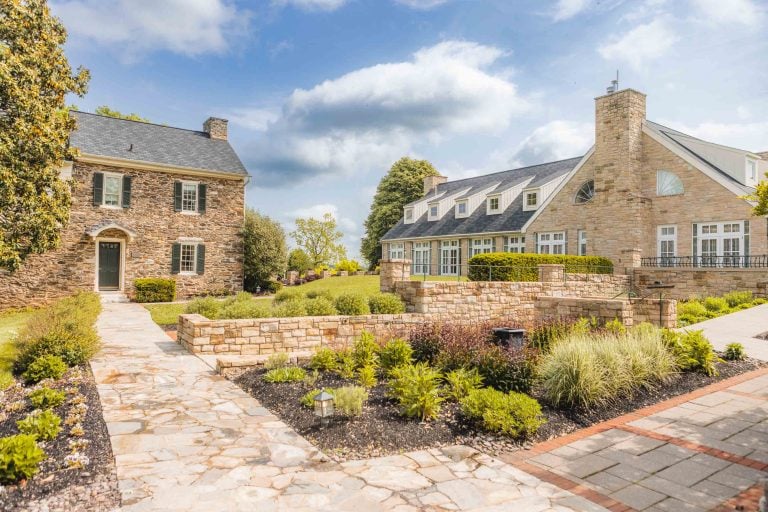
182,183,197,212
104,176,121,206
181,244,196,273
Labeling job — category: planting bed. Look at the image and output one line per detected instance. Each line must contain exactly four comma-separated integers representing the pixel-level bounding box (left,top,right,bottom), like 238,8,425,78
235,355,765,462
0,367,119,512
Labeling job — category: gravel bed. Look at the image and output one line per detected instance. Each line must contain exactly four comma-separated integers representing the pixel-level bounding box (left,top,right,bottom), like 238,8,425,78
0,367,120,512
235,356,765,462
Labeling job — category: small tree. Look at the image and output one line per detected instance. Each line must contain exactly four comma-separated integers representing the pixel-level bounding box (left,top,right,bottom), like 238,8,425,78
749,174,768,217
0,0,90,271
287,248,313,274
242,209,287,291
94,105,150,123
291,213,346,267
362,157,440,268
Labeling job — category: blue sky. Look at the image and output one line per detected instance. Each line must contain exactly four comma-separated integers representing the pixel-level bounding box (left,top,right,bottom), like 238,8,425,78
52,0,768,261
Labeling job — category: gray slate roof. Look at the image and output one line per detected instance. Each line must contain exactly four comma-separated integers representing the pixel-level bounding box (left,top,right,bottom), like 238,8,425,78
382,157,581,241
69,111,248,176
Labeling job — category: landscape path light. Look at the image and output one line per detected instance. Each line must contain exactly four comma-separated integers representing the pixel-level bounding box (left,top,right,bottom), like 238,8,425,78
314,388,334,427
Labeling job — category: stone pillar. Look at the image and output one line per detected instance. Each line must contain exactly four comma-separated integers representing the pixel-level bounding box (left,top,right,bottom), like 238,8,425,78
618,248,642,275
460,238,470,276
430,241,440,276
538,264,565,283
286,271,299,285
380,259,411,292
321,270,332,279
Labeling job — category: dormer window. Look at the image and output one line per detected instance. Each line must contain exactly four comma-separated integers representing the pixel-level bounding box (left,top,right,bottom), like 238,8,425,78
457,202,467,214
747,158,758,184
523,190,538,211
404,208,414,223
428,204,439,220
487,195,500,214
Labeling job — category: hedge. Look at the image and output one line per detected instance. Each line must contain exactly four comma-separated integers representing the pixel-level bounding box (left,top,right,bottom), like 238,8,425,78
467,253,613,282
134,278,176,303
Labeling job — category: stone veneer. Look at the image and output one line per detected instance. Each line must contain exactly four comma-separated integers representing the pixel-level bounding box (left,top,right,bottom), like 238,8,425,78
0,160,245,309
633,268,768,300
178,262,674,355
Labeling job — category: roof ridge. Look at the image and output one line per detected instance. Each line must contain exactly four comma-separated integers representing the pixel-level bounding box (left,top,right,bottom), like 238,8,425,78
646,119,754,154
441,156,583,186
71,110,209,136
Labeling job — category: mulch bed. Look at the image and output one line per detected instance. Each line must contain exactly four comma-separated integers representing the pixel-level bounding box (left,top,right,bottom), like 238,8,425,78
0,367,120,512
235,356,766,462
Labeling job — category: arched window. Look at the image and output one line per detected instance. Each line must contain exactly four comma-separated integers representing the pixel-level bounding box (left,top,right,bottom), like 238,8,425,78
574,180,595,204
657,171,684,196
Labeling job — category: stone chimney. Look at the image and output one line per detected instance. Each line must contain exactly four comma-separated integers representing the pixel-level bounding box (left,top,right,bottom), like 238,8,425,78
203,117,228,140
423,175,447,195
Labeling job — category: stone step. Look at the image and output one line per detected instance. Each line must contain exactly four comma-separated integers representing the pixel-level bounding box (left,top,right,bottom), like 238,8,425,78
100,292,130,304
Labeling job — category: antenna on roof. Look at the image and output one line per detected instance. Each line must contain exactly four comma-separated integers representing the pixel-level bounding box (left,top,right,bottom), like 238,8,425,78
606,70,619,94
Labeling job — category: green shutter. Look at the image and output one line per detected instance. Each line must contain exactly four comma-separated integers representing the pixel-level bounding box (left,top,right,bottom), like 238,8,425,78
171,244,181,274
92,172,104,206
174,181,182,212
122,175,132,208
196,244,206,275
198,184,207,213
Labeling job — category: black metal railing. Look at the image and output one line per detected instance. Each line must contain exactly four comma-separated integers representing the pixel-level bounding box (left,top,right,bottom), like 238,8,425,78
641,255,768,268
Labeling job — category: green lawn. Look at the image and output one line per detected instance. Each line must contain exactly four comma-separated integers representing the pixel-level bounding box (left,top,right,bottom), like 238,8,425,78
292,275,381,297
0,309,34,388
144,297,272,325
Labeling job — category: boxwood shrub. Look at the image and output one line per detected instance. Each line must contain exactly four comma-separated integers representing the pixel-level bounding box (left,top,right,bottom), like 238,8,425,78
467,253,613,282
133,278,176,303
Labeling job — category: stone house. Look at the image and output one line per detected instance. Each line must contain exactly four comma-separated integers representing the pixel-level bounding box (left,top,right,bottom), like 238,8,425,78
381,88,768,290
0,112,248,308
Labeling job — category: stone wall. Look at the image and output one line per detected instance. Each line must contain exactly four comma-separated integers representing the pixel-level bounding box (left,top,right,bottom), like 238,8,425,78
0,161,245,310
633,268,768,300
178,313,424,355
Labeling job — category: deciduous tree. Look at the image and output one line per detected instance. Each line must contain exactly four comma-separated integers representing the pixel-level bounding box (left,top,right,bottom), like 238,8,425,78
287,248,312,274
291,213,346,267
0,0,89,270
362,157,440,267
94,105,150,123
242,209,287,290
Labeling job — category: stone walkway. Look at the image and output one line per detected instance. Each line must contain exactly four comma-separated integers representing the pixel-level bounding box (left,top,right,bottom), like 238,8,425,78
504,370,768,511
93,302,606,511
679,303,768,361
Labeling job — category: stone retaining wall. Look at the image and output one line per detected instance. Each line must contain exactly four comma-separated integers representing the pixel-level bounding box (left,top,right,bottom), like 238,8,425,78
633,268,768,300
534,296,676,328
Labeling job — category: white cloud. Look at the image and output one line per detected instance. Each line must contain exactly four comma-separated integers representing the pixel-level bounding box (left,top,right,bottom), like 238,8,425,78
658,120,768,152
551,0,591,21
50,0,248,56
690,0,763,26
274,0,348,11
394,0,449,9
598,17,679,70
507,120,593,167
243,40,529,186
226,107,280,132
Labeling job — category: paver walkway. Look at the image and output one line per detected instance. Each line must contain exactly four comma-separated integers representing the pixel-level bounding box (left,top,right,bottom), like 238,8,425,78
680,303,768,361
503,369,768,511
93,302,606,511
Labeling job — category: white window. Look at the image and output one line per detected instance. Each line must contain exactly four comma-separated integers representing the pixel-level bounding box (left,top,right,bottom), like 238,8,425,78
537,231,565,255
747,159,758,184
694,221,749,267
487,196,500,213
456,201,467,216
504,235,525,253
657,225,677,266
440,240,460,275
180,243,197,274
428,204,439,220
523,191,539,211
470,238,494,257
181,182,198,213
574,181,595,204
656,170,684,196
413,242,431,275
389,242,404,260
103,174,122,207
404,208,414,223
578,230,587,256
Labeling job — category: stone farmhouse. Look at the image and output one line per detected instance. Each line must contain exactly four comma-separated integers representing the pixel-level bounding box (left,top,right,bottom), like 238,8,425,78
381,88,768,296
0,112,248,309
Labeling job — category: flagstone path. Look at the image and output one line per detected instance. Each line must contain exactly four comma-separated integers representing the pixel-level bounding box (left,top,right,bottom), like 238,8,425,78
93,302,607,511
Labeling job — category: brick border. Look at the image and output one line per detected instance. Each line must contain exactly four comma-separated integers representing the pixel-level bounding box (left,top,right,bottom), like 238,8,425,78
504,366,768,511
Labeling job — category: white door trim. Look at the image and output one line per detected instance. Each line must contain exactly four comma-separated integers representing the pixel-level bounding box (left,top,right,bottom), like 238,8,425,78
94,237,126,292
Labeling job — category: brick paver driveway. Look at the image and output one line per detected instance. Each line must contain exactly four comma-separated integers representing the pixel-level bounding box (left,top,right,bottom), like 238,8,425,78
93,303,606,511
